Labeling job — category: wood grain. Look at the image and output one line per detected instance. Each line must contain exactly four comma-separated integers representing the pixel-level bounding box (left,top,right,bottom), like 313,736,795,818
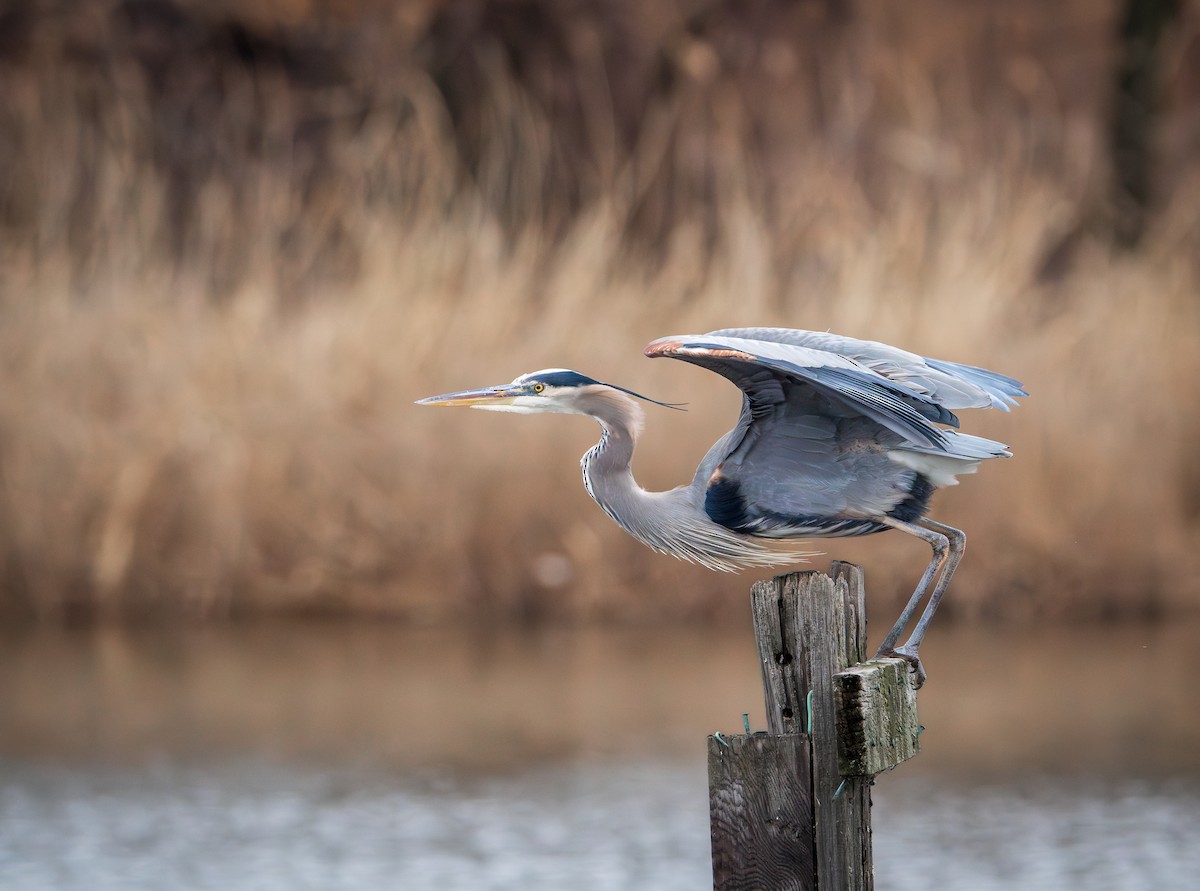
708,733,815,891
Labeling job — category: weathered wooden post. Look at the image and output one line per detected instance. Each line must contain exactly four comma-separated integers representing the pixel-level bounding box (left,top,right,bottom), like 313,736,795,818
708,561,920,890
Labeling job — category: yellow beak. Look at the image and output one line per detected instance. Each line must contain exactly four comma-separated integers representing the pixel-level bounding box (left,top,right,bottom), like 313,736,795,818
415,383,527,408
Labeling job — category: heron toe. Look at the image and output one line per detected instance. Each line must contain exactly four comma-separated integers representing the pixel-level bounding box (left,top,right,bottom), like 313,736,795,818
876,643,927,688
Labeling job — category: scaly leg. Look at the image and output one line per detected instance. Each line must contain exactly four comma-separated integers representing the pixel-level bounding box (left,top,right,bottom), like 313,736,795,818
872,517,950,687
898,518,966,654
874,517,948,653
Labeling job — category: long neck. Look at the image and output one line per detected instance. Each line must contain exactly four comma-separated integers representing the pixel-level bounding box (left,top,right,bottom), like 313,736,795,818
577,391,702,552
579,390,649,527
574,386,807,572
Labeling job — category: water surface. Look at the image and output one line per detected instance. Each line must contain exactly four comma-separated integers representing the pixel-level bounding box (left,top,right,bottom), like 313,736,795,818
2,620,1198,889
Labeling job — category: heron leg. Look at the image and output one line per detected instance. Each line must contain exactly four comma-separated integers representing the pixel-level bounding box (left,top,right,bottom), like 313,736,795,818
872,517,950,687
874,517,949,654
898,518,966,653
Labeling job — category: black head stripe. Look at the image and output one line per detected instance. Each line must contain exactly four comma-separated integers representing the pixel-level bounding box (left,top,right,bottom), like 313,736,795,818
536,370,600,388
529,370,686,410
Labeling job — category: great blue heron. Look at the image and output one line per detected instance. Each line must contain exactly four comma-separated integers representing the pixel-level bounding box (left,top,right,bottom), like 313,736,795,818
418,328,1026,683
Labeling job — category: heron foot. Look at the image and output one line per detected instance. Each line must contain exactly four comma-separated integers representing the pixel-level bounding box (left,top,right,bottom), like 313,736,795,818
874,643,927,689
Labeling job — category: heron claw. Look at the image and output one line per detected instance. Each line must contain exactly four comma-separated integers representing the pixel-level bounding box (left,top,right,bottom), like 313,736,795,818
875,644,927,689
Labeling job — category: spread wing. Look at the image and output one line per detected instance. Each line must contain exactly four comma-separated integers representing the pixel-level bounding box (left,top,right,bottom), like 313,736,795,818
646,332,966,450
644,330,1025,533
706,327,1027,411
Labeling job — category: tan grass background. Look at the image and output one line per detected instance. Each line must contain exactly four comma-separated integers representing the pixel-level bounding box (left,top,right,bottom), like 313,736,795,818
1,0,1198,622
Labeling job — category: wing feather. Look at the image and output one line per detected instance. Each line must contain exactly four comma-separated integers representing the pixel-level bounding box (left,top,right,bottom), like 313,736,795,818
707,327,1028,412
646,334,954,450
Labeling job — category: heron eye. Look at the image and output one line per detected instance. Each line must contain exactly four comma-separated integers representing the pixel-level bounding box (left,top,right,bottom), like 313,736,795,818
532,383,545,393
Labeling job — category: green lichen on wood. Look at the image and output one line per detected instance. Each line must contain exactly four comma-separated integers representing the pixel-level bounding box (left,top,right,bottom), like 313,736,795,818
834,657,921,777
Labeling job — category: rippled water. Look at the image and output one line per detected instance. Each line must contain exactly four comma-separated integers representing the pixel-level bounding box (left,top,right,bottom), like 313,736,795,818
2,758,1198,890
2,620,1198,889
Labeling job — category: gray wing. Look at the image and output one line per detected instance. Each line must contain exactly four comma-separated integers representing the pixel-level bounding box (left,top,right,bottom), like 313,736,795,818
707,327,1027,411
645,331,1023,533
647,332,960,450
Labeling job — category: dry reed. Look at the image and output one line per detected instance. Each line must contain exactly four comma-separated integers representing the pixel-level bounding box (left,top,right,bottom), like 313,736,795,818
1,0,1198,622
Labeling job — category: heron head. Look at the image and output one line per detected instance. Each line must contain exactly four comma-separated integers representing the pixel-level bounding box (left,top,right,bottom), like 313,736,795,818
417,369,684,415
